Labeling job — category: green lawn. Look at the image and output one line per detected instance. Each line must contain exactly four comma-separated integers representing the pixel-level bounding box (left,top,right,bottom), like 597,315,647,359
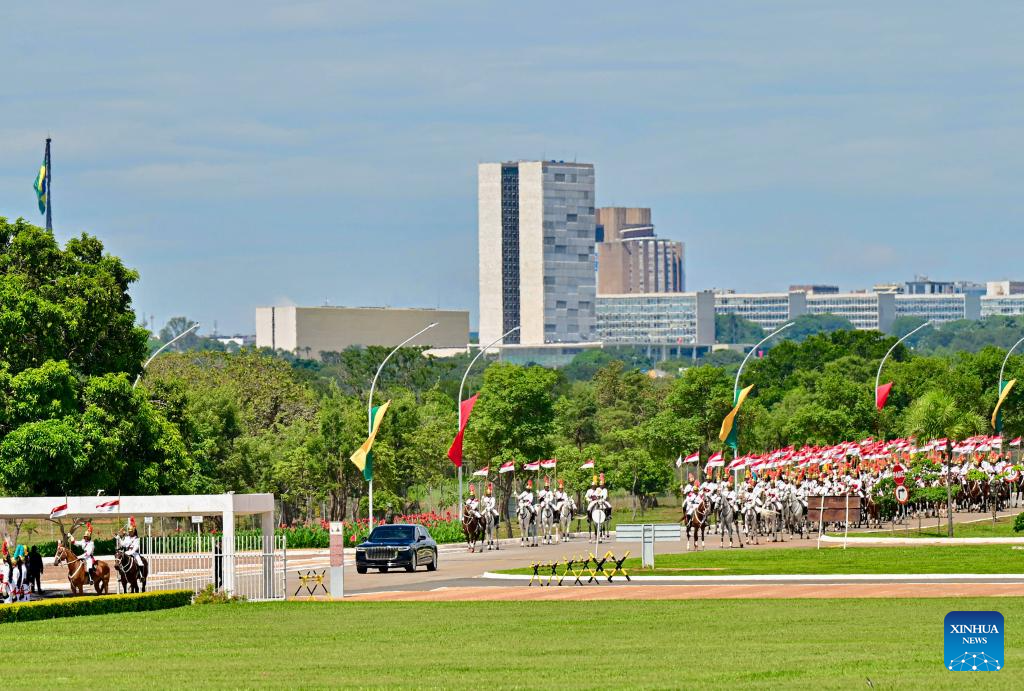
5,599,1023,688
499,545,1024,576
842,516,1022,539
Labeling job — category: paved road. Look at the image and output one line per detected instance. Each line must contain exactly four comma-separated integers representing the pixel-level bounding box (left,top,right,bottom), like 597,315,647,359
32,509,1020,599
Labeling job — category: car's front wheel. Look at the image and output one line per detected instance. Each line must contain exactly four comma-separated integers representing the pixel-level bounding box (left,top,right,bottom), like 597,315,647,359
405,554,416,573
426,550,438,571
356,565,367,574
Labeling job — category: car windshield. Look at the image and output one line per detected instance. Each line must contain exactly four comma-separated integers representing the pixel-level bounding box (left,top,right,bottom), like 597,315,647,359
368,526,415,541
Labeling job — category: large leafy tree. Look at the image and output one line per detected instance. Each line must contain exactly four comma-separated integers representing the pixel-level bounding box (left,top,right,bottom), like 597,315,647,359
0,218,198,497
0,218,149,377
903,390,986,536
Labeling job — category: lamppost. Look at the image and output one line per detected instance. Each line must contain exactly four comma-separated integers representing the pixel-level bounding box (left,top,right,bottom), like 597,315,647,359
133,323,200,389
875,321,931,410
728,322,794,485
996,335,1024,450
734,322,794,403
456,326,520,519
366,322,438,524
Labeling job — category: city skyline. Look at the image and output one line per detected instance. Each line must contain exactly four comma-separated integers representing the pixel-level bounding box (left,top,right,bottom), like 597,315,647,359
3,3,1024,334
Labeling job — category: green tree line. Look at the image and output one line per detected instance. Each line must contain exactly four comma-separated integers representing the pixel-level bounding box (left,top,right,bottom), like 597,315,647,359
3,217,1024,527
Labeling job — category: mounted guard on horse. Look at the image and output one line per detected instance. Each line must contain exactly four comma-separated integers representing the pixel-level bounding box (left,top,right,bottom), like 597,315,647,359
587,473,611,543
115,517,149,592
517,479,538,546
462,484,486,552
56,523,110,595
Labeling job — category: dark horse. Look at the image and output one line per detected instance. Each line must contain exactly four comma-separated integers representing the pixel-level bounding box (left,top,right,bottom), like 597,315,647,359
685,495,711,551
115,548,149,593
462,513,485,553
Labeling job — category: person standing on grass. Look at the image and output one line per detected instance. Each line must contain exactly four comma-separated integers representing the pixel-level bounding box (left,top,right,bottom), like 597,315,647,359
27,545,43,595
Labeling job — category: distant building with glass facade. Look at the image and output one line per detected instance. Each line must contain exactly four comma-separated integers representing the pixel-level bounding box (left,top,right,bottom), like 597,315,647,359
596,291,715,347
713,292,806,331
894,294,980,323
479,161,596,347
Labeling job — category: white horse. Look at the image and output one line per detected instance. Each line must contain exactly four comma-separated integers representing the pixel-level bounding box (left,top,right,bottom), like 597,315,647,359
484,509,499,550
518,504,537,547
557,498,576,542
717,493,741,548
539,497,557,545
589,500,611,544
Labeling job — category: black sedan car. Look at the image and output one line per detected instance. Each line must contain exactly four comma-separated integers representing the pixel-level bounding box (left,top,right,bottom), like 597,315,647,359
355,523,438,574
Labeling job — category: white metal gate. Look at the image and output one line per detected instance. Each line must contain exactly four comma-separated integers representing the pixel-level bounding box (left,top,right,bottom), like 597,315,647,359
143,534,287,601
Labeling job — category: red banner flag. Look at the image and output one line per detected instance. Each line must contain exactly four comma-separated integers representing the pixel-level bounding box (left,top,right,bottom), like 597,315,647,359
447,394,479,467
875,382,893,410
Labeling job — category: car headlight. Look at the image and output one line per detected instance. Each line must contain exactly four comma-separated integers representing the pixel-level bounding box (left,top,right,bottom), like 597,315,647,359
355,547,366,552
397,546,410,551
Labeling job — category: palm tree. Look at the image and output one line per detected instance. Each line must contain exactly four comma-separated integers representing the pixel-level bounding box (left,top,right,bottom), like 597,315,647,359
903,390,986,537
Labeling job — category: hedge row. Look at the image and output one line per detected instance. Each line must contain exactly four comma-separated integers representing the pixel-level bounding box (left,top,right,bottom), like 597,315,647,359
0,590,193,624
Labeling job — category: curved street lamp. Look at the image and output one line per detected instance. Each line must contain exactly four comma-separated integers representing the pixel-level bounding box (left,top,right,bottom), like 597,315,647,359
996,335,1024,440
366,322,438,524
132,322,201,389
456,326,520,518
726,322,793,484
734,322,794,401
875,320,931,407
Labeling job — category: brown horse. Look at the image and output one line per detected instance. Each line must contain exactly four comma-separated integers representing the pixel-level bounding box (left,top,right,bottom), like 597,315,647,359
462,513,485,553
54,543,110,596
115,548,148,593
685,495,712,551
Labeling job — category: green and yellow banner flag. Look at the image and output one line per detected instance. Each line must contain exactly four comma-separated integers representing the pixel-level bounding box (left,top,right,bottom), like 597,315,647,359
992,379,1016,431
720,384,754,450
33,157,48,215
350,400,391,482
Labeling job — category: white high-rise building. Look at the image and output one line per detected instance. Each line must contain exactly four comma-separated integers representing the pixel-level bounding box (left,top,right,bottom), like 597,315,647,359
478,161,596,346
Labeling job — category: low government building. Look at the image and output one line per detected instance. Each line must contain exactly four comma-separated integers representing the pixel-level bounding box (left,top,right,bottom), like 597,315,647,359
255,306,469,360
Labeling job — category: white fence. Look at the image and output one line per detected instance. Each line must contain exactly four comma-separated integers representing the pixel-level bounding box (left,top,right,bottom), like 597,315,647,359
142,534,287,601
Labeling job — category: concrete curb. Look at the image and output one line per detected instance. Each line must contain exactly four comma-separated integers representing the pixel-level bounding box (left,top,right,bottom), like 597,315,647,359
818,534,1024,546
480,571,1024,583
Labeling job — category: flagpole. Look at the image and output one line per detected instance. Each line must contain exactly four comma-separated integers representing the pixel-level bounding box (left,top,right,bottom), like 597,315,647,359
368,322,438,524
44,137,52,232
456,325,519,520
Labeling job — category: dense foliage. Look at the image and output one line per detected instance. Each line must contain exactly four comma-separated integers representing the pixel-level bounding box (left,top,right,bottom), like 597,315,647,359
3,217,1024,530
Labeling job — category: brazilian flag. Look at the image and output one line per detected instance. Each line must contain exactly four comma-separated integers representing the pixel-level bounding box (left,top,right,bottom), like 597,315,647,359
33,158,47,215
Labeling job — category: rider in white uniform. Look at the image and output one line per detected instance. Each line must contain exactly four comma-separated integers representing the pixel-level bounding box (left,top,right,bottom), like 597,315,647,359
553,479,569,515
482,483,498,520
517,479,536,517
596,473,610,518
585,476,599,513
537,477,554,511
68,523,97,584
465,483,482,519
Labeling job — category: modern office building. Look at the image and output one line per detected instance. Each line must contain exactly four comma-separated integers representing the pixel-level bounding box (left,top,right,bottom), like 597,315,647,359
894,294,981,324
789,284,839,295
596,291,715,351
254,306,469,360
595,207,684,294
987,280,1024,297
713,291,807,331
981,295,1024,317
805,292,896,332
904,276,955,295
478,160,596,347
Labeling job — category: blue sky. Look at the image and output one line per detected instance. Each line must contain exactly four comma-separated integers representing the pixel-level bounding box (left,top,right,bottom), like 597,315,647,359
2,2,1022,334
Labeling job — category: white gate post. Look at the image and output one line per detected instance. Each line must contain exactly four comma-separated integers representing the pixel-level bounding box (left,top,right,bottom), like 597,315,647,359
222,494,236,594
261,508,275,598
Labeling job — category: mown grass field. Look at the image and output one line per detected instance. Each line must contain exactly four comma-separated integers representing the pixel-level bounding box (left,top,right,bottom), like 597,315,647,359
843,516,1021,539
499,544,1024,576
5,599,1022,688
